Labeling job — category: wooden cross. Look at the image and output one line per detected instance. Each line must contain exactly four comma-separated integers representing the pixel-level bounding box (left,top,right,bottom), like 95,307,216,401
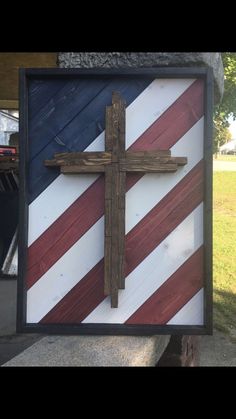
45,92,187,308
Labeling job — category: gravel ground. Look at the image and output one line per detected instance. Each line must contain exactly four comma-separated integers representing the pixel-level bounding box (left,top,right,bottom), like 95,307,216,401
199,329,236,366
1,329,235,367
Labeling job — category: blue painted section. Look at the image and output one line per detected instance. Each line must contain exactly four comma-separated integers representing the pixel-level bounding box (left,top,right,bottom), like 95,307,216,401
28,76,153,203
29,78,110,158
28,79,66,119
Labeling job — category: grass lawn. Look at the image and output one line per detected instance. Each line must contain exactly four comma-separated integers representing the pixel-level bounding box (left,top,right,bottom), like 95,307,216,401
213,171,236,341
214,154,236,162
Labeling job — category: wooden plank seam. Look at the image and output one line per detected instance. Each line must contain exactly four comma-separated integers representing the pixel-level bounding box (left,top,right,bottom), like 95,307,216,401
44,91,187,308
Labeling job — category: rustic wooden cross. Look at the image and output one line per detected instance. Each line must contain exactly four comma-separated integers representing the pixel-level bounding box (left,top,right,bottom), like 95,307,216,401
45,92,187,308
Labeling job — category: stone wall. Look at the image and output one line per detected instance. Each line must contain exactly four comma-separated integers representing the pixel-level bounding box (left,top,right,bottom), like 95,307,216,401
157,335,200,367
58,52,224,104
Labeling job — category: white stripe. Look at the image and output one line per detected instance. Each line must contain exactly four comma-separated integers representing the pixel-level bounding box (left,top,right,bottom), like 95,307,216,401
126,118,204,232
26,119,203,322
28,173,99,246
83,204,203,323
26,218,104,323
167,289,204,325
28,78,195,245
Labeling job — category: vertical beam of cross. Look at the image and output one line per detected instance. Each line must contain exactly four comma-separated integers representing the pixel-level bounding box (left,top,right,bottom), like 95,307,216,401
44,91,187,309
104,92,126,308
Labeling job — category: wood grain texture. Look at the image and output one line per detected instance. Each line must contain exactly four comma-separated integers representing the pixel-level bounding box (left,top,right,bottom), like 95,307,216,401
120,162,178,172
126,161,204,275
45,151,112,166
130,79,204,152
29,77,152,203
111,163,119,308
27,84,203,291
105,106,113,151
167,289,204,325
28,77,199,204
117,94,126,289
43,92,126,307
126,150,171,157
82,205,203,325
104,105,114,295
26,176,105,289
40,260,104,324
28,79,65,119
39,163,203,324
104,93,126,305
118,171,126,289
110,93,119,307
126,247,204,324
104,169,112,295
61,165,106,173
22,72,210,332
28,112,202,251
123,154,187,165
29,77,196,204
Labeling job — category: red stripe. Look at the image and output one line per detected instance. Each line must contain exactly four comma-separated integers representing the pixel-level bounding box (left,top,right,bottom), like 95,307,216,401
27,79,204,290
40,162,203,324
41,261,104,324
126,247,204,324
27,177,104,289
126,161,203,274
130,79,204,151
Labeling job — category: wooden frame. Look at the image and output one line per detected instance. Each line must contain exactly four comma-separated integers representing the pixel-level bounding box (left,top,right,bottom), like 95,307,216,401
17,67,213,335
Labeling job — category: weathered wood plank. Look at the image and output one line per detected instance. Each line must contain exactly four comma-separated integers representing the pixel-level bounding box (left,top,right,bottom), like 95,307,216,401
110,94,120,307
45,152,112,168
172,157,188,166
125,150,171,158
104,235,112,296
117,93,126,290
105,165,112,200
111,93,119,163
104,166,112,296
117,92,126,157
29,78,153,203
123,154,187,165
42,89,187,309
54,151,112,160
111,164,119,307
105,198,112,237
46,154,186,170
30,79,109,159
105,106,113,151
118,171,126,289
120,162,178,172
61,165,106,173
110,92,127,297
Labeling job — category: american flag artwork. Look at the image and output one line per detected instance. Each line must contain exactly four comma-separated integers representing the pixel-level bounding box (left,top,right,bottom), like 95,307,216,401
17,68,213,334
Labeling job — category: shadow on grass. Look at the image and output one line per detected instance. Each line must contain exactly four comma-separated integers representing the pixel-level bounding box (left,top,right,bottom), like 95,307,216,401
213,289,236,338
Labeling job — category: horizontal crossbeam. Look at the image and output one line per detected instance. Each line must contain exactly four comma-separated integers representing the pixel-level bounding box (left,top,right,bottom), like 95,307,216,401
119,154,187,172
43,91,188,308
45,152,112,172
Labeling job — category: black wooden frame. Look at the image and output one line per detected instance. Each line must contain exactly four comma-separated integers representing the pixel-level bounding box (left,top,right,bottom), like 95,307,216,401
17,67,213,335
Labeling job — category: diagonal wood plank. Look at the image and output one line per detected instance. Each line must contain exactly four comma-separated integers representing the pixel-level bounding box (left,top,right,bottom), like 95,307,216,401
44,91,187,308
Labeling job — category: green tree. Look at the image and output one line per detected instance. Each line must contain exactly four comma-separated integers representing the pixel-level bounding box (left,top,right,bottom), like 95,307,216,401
214,53,236,152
